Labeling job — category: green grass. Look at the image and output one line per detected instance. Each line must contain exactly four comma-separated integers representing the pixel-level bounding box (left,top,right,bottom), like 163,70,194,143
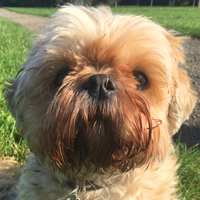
0,17,34,163
5,6,200,37
0,7,200,199
176,143,200,199
112,6,200,37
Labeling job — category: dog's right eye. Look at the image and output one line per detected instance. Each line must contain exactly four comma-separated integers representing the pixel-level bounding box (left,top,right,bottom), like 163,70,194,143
133,71,149,90
54,71,69,87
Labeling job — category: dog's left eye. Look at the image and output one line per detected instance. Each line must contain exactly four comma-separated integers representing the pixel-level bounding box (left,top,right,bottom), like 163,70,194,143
54,71,69,87
133,71,149,90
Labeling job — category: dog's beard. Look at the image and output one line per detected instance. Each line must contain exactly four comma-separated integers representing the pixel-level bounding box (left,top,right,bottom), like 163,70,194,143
43,83,160,172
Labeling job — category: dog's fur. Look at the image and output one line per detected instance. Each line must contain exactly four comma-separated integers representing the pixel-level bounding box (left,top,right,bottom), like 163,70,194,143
0,5,197,200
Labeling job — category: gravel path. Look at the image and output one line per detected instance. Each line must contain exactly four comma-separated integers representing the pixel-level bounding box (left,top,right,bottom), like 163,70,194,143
0,8,199,147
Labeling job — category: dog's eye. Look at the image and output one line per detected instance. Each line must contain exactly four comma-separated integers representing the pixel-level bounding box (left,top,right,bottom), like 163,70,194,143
133,71,149,90
54,70,69,87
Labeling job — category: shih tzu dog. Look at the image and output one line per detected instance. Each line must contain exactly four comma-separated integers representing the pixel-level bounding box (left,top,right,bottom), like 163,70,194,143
1,5,197,200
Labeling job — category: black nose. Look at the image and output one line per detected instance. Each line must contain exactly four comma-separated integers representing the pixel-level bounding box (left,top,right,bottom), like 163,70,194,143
83,74,116,100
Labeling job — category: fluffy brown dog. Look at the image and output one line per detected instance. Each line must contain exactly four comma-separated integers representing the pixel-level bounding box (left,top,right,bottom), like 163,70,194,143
1,5,197,200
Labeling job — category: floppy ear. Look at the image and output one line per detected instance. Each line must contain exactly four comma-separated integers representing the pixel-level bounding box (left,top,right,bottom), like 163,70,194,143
167,34,197,135
4,78,16,116
4,70,24,125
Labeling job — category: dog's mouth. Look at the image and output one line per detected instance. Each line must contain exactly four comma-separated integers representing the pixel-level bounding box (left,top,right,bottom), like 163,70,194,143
42,74,159,172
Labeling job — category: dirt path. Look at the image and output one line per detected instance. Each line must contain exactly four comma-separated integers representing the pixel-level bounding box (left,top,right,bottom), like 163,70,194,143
0,8,48,33
0,8,199,147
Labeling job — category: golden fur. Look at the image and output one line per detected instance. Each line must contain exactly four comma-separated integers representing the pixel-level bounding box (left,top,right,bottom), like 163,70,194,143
0,5,197,200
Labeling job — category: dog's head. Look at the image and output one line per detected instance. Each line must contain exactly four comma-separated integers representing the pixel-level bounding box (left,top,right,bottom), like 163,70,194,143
5,6,196,173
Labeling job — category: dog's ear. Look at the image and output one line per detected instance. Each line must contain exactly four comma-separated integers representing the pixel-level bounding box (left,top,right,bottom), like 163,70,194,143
4,78,17,118
167,34,197,135
4,68,24,122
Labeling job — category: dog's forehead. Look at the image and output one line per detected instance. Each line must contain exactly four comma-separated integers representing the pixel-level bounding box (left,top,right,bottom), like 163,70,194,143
47,6,169,51
34,6,174,76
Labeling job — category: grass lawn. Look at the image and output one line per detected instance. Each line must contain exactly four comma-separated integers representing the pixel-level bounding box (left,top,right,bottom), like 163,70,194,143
176,143,200,199
0,7,200,199
5,6,200,37
0,18,34,163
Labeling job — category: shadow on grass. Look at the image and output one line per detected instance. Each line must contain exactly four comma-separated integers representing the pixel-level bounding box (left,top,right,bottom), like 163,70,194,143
173,124,200,149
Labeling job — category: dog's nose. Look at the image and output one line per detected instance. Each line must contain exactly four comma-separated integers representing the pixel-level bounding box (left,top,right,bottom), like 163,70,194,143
83,74,116,100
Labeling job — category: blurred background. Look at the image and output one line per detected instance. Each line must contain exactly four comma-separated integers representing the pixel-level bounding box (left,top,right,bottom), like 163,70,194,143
0,0,200,8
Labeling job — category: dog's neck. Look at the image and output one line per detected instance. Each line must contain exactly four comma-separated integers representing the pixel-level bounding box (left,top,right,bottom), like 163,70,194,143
64,172,127,200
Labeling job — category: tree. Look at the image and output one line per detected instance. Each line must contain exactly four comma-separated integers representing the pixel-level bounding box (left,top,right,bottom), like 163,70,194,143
198,0,200,7
115,0,118,7
169,0,175,6
150,0,153,6
176,0,189,5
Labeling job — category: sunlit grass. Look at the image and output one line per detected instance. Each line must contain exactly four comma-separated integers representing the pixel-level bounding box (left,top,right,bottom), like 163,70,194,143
0,17,34,163
176,142,200,199
112,6,200,37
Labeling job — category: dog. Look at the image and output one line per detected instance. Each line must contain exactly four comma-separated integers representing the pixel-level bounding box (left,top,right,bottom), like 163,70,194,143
0,5,197,200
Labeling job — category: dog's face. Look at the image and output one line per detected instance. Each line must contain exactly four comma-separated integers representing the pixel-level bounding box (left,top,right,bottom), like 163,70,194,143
5,6,196,173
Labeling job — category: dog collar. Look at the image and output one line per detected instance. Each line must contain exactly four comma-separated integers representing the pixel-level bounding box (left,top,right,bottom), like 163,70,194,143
67,180,103,200
69,195,80,200
85,180,103,191
68,180,103,192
